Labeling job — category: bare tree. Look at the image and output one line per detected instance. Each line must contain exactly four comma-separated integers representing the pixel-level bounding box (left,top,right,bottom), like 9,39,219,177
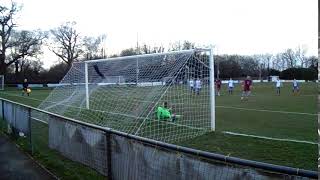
141,44,151,54
169,41,182,51
255,54,273,79
120,48,137,56
169,40,195,51
140,44,165,54
273,53,285,70
273,47,308,70
118,44,165,57
11,30,46,75
260,54,272,74
19,59,43,78
305,56,317,69
294,46,307,67
282,49,297,68
50,21,82,69
0,2,45,75
181,41,195,50
83,34,106,60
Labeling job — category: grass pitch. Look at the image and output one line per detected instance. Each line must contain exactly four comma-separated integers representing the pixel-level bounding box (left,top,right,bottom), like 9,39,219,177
0,82,317,172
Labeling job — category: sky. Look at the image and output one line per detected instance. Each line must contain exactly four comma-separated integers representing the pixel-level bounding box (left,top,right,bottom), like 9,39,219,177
2,0,318,68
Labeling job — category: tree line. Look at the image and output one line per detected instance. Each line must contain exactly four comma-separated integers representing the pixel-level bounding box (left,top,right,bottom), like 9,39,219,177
214,51,317,80
1,2,107,84
1,2,317,85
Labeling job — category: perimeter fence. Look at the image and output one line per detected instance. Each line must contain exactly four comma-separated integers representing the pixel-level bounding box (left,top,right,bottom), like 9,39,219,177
0,97,317,179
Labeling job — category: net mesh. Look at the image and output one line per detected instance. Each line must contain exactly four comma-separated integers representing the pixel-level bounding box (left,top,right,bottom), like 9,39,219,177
37,50,212,143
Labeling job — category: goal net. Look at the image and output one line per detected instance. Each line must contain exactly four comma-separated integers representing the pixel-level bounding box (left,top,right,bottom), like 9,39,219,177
0,75,4,90
37,49,215,143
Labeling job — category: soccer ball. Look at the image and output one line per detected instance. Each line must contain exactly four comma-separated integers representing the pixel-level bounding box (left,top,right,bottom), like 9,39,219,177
241,97,244,100
27,88,31,93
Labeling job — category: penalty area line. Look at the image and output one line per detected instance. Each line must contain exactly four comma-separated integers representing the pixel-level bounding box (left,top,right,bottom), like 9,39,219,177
222,131,318,145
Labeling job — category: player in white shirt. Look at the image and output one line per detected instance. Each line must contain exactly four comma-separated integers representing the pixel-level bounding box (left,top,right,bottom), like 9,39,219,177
189,79,194,93
228,78,234,95
292,78,299,95
275,77,281,95
195,79,201,95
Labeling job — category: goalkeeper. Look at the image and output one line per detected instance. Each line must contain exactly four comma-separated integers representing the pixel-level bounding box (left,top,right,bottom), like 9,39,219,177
22,79,30,96
156,102,177,122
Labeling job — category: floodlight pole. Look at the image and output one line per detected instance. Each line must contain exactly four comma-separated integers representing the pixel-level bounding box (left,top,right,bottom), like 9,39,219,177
85,62,89,109
209,48,215,131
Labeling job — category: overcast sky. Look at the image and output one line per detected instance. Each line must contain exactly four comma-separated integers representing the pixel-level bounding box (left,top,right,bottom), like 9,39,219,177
2,0,318,68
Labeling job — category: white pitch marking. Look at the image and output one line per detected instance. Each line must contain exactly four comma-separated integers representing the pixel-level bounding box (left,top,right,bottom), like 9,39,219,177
217,105,317,116
223,131,318,145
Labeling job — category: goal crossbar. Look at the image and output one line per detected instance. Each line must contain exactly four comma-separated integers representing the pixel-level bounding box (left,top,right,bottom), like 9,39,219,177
80,49,211,64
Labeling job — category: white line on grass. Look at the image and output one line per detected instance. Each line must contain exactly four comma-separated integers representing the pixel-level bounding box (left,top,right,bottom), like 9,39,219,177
216,105,318,116
223,131,318,145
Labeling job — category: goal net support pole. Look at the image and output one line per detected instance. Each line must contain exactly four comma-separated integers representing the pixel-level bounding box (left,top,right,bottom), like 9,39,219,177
209,48,215,131
85,62,90,109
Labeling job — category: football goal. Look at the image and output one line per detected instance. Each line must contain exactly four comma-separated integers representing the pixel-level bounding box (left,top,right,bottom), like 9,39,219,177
37,49,215,143
0,75,4,90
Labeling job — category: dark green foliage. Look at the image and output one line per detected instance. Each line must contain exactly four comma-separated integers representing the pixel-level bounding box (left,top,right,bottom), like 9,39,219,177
280,68,317,80
269,69,281,76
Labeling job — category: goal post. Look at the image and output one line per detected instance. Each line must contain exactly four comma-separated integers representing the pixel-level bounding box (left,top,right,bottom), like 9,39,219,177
209,48,215,131
38,48,216,143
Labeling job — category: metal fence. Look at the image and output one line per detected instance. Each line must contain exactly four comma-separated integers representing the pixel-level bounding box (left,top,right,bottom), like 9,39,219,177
0,97,317,180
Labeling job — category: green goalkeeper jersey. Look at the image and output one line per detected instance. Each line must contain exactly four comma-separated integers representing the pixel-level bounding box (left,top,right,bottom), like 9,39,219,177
156,106,171,120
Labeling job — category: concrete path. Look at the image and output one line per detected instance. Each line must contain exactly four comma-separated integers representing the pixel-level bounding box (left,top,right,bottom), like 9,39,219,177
0,135,56,180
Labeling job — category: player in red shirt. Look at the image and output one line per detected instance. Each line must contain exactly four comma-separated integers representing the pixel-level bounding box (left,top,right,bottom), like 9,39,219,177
241,76,252,100
215,79,222,96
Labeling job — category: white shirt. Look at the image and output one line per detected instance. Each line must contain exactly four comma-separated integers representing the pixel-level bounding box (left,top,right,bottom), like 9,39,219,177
293,80,298,87
228,80,234,87
276,80,281,87
189,80,194,87
195,80,201,88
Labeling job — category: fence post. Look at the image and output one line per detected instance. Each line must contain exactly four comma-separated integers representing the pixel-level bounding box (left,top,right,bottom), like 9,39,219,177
1,100,4,120
28,108,33,155
1,100,4,132
106,132,112,180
